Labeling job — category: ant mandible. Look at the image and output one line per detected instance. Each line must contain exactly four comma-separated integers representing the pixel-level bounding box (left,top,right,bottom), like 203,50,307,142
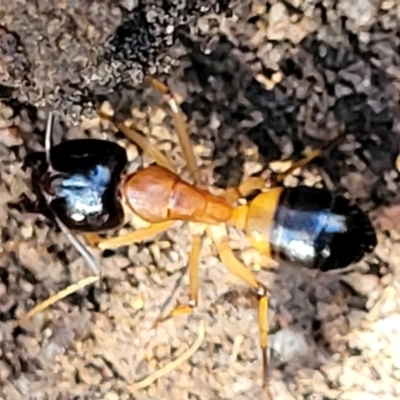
16,77,377,396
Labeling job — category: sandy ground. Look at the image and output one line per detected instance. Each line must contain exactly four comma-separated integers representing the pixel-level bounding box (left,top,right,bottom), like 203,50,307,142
1,1,400,399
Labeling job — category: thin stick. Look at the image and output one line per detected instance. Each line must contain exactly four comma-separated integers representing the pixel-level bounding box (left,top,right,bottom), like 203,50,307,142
128,319,206,392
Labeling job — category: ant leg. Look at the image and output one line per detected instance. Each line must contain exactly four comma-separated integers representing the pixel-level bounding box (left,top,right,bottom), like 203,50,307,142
18,223,175,324
18,222,173,323
207,224,271,395
97,110,176,173
273,148,322,185
145,77,201,185
18,276,100,326
83,232,103,247
86,221,176,251
222,133,348,201
224,177,266,203
273,133,348,185
153,233,202,327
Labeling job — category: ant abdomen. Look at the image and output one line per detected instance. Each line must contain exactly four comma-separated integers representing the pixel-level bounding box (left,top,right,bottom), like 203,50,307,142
272,187,377,270
247,186,377,271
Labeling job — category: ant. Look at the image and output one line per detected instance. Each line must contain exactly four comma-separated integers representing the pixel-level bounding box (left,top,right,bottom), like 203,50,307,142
14,77,377,397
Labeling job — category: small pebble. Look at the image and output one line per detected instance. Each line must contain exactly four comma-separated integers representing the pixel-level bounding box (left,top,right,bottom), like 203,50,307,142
1,1,399,399
270,328,311,363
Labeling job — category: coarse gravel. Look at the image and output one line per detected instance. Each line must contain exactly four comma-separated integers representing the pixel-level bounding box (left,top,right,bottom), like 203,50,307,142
1,1,400,400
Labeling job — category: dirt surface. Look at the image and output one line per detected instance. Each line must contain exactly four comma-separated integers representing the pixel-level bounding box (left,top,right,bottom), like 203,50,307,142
1,1,400,399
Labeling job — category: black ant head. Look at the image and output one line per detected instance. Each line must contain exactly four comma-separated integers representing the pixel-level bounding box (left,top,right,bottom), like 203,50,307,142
26,114,129,233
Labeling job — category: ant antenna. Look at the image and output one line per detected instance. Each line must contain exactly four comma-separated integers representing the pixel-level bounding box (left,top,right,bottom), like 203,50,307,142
43,111,101,275
45,111,54,166
52,213,100,275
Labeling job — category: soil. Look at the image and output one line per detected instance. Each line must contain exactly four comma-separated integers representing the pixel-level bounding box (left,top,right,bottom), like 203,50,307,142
1,1,400,400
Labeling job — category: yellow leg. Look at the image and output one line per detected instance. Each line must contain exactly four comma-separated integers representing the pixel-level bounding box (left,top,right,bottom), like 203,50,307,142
153,233,202,327
207,225,271,396
97,110,176,173
224,176,266,203
17,222,175,325
83,232,103,247
274,148,322,184
274,132,348,184
18,275,100,326
94,221,176,251
145,77,201,185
